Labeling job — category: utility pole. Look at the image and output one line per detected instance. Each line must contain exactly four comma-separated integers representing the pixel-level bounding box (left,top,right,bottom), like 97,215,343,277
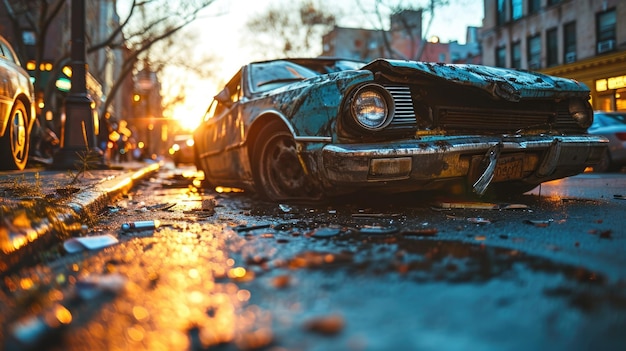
51,0,105,169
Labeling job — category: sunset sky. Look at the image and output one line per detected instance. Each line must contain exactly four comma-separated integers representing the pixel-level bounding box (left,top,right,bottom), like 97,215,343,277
164,0,484,131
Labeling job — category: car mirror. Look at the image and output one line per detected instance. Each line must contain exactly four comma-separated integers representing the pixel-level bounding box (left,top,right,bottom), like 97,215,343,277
215,88,232,106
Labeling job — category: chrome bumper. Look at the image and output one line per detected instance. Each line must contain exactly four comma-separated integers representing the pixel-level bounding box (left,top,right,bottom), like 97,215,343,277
320,135,608,189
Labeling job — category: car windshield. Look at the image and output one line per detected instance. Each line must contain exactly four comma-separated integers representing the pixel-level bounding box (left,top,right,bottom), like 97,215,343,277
249,60,319,93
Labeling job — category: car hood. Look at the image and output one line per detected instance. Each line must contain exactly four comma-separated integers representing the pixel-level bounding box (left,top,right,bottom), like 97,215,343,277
362,59,590,102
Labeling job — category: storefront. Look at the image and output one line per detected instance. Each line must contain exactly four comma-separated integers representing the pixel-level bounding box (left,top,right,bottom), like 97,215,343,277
541,51,626,112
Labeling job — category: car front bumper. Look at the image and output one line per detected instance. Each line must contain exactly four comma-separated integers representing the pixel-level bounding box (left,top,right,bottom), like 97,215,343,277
320,134,608,192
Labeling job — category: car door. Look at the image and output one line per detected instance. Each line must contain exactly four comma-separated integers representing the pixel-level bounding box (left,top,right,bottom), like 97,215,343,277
196,70,247,184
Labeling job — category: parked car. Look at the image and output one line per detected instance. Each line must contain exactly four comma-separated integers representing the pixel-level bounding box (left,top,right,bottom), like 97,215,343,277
193,57,608,202
0,34,35,170
588,111,626,172
169,134,195,166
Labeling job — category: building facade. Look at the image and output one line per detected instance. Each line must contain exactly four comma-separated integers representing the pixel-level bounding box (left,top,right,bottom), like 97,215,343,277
481,0,626,111
322,10,480,64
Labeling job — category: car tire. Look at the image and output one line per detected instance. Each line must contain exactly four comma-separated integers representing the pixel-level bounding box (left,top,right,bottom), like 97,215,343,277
252,120,323,202
0,99,30,170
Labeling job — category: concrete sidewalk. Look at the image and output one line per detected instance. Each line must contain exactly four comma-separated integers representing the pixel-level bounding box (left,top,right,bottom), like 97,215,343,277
0,162,160,276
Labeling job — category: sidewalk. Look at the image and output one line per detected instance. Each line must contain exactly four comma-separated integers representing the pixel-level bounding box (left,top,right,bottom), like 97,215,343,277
0,161,160,276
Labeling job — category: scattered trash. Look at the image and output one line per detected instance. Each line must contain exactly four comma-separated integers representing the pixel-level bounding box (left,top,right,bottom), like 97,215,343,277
589,229,613,239
279,204,292,213
146,202,177,211
121,220,161,231
75,273,127,300
474,235,487,241
467,217,491,224
303,314,345,335
309,226,342,238
401,228,438,236
233,224,271,233
201,198,216,212
435,201,499,210
271,274,291,289
524,219,553,227
10,303,72,348
434,201,529,210
359,225,400,235
63,234,118,253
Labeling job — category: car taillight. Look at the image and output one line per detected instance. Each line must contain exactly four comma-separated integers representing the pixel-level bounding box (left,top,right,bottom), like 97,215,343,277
615,132,626,141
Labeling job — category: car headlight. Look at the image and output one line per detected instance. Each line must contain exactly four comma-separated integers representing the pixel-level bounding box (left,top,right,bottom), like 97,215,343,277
351,84,394,131
569,99,593,129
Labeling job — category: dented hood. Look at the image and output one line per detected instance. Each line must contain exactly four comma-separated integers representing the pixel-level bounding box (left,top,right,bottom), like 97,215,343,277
362,59,590,102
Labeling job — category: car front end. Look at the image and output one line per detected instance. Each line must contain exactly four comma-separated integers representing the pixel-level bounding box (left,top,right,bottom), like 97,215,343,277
293,59,608,196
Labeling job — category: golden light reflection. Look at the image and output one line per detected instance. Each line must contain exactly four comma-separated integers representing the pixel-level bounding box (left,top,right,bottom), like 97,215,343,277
19,277,34,290
127,324,145,342
228,267,247,279
132,306,150,321
54,305,72,325
215,186,244,193
236,289,251,302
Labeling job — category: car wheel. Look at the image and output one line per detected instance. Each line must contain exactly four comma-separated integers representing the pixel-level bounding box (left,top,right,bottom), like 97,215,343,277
592,148,614,173
253,121,323,202
0,100,30,170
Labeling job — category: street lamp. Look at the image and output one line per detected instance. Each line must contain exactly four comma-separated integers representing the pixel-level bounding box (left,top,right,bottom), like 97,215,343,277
51,0,105,169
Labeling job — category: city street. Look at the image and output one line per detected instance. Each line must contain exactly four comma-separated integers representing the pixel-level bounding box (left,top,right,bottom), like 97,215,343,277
2,164,625,350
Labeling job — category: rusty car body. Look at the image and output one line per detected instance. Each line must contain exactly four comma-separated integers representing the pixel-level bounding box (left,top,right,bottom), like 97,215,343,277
0,34,35,170
193,57,608,202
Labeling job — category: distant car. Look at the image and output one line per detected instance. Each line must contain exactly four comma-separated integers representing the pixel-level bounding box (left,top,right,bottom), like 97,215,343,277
193,57,608,202
0,34,35,170
588,111,626,172
169,134,195,166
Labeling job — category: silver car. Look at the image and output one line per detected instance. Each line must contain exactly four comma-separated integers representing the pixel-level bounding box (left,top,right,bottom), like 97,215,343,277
0,34,35,170
589,111,626,172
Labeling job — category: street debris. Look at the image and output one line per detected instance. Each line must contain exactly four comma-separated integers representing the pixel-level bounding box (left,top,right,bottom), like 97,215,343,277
121,220,161,231
75,273,127,299
233,224,272,233
614,194,626,200
467,217,491,224
359,225,400,235
400,227,438,236
434,201,529,210
303,314,345,335
588,229,613,239
524,219,553,227
309,226,342,238
63,234,119,253
279,203,292,213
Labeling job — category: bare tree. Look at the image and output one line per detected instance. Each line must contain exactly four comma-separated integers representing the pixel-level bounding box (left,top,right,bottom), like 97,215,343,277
1,0,218,120
245,0,337,58
356,0,450,60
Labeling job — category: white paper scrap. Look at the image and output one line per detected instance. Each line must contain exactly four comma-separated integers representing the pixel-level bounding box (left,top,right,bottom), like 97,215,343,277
63,234,119,253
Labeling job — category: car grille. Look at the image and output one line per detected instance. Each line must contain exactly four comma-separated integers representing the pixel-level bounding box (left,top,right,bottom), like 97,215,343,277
437,101,584,134
384,85,417,131
382,84,584,135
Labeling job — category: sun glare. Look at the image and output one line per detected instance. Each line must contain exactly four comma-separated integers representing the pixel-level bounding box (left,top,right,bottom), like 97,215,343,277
170,104,203,132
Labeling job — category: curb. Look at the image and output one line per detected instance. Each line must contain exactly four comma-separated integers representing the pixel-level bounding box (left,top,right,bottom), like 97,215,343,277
0,163,160,276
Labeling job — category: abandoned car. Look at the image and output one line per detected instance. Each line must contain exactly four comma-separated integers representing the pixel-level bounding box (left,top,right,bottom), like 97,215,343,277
193,57,608,202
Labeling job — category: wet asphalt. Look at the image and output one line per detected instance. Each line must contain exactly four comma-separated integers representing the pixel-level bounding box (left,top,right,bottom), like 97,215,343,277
1,164,626,350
